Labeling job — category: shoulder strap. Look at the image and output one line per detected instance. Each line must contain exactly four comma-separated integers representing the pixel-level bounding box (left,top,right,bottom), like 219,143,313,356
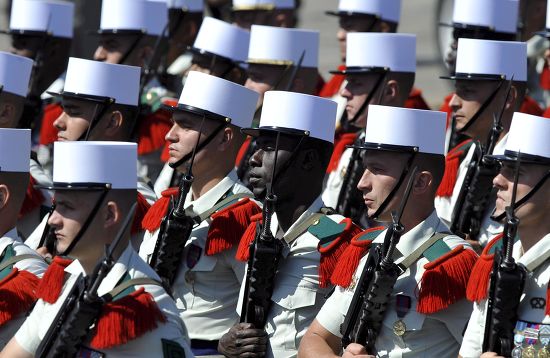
525,248,550,273
106,277,163,300
397,232,450,272
0,254,41,272
284,213,325,244
196,193,253,222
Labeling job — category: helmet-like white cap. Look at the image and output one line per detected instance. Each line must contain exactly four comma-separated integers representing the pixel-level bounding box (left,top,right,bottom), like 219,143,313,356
336,33,416,74
452,0,518,34
62,58,141,106
0,129,31,173
165,0,204,11
100,0,168,36
9,0,74,38
247,91,337,143
363,105,446,155
192,17,250,63
248,25,319,68
0,52,33,97
450,38,527,82
52,141,137,189
327,0,401,23
176,71,259,128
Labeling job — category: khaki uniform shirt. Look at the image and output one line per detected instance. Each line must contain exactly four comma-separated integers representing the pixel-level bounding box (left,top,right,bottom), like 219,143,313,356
0,228,48,347
15,244,192,357
140,170,250,341
460,234,550,357
316,211,474,358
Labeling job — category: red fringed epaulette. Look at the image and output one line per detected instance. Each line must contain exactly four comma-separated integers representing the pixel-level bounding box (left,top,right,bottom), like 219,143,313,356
39,103,63,146
405,87,431,110
315,218,362,288
236,213,263,262
19,176,46,218
520,95,544,116
319,65,345,98
439,93,454,128
466,233,505,302
326,133,359,173
90,287,166,349
330,227,385,287
36,256,73,304
417,245,478,314
132,192,151,235
436,139,474,197
137,111,173,156
141,187,179,232
205,198,262,256
541,63,550,90
0,268,40,326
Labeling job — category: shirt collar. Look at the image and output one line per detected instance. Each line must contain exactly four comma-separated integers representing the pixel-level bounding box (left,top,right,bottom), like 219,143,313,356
0,227,21,254
516,233,550,270
184,170,239,215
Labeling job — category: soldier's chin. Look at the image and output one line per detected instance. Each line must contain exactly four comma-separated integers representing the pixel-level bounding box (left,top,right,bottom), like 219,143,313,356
252,186,267,200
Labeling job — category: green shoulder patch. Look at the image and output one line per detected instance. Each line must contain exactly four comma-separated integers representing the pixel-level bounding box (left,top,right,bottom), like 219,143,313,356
0,245,16,281
310,216,347,249
162,338,187,358
351,227,385,246
111,272,136,301
423,239,452,262
487,234,519,255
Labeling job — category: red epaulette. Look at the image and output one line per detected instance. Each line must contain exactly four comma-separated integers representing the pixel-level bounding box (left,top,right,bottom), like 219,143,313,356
319,65,346,98
141,188,179,233
541,63,550,90
520,95,544,116
39,103,63,146
405,87,431,110
235,213,263,262
19,176,45,218
466,233,505,302
131,192,151,235
436,139,474,197
326,132,359,173
439,93,454,129
315,72,326,96
205,198,262,256
36,256,73,303
0,268,40,326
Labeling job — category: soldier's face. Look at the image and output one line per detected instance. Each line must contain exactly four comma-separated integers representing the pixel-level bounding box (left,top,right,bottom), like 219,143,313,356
245,65,287,108
233,10,274,30
493,162,550,225
54,98,98,141
94,34,142,66
189,53,234,79
10,34,42,58
357,151,409,221
337,15,387,62
341,73,385,128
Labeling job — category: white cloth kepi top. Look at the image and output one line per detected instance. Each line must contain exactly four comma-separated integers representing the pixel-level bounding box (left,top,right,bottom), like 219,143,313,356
164,0,203,11
0,129,31,173
248,25,319,68
327,0,401,23
192,17,250,63
100,0,168,36
488,113,550,163
9,0,74,38
249,91,337,143
452,0,518,34
451,38,527,82
52,141,137,189
0,51,33,97
175,71,259,128
232,0,295,10
61,57,141,107
339,33,416,73
363,105,446,155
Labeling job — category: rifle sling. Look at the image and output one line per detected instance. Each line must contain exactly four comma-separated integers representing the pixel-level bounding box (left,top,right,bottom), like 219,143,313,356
396,232,450,273
106,277,163,299
194,193,254,222
524,247,550,273
0,254,43,272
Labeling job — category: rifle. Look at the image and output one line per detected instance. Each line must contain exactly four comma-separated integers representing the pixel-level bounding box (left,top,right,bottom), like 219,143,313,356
450,77,514,239
38,203,57,256
482,156,526,356
240,133,284,329
341,167,418,353
36,203,137,357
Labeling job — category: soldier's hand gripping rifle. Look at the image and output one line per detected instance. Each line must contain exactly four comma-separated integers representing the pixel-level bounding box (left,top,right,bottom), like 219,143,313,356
149,119,205,287
240,133,284,329
341,167,418,353
36,203,137,358
450,77,514,239
482,156,526,356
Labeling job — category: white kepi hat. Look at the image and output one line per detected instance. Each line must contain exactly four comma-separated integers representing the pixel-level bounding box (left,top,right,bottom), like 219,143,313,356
0,129,31,173
450,0,518,35
326,0,401,23
99,0,168,36
243,91,337,143
443,38,527,82
191,17,250,63
360,105,447,156
248,25,319,68
54,57,141,107
0,52,33,97
488,113,550,164
151,0,203,12
51,141,137,189
170,71,259,128
232,0,295,10
7,0,74,38
332,33,416,75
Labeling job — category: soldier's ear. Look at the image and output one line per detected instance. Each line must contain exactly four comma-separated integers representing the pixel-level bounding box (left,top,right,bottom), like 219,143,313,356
413,170,432,195
506,85,518,111
105,110,124,134
300,149,319,172
384,80,399,103
0,184,9,211
0,102,16,126
104,200,119,228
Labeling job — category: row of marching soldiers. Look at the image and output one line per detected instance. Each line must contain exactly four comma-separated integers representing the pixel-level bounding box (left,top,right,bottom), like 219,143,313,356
0,0,548,357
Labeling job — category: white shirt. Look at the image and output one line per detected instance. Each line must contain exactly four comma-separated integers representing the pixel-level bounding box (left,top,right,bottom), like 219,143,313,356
15,244,193,357
140,170,251,341
154,162,174,198
460,234,550,358
0,228,48,348
316,211,474,358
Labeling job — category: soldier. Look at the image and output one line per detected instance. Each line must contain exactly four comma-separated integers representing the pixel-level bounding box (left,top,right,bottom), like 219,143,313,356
139,71,260,356
0,141,193,357
299,105,478,357
232,0,297,30
321,33,417,224
218,91,361,357
436,39,527,247
0,128,48,347
459,112,550,357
